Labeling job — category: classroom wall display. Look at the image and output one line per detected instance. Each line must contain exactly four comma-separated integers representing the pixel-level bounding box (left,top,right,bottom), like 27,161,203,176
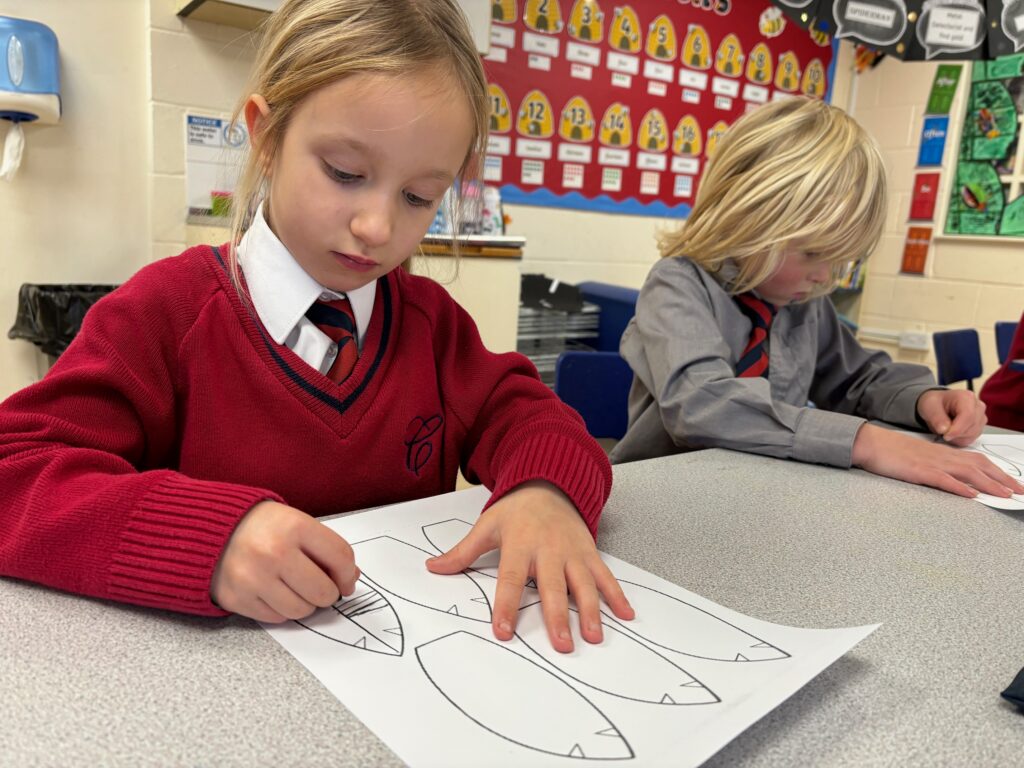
265,485,877,768
945,55,1024,236
770,0,1024,61
481,0,836,217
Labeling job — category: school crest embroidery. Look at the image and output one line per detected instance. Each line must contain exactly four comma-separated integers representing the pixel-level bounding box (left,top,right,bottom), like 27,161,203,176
404,414,444,476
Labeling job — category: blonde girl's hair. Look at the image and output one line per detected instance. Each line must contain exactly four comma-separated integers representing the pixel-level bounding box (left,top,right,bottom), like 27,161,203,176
226,0,489,285
659,97,887,298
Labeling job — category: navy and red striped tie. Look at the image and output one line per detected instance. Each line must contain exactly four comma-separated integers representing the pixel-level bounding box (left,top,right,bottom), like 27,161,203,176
306,297,358,383
734,293,777,378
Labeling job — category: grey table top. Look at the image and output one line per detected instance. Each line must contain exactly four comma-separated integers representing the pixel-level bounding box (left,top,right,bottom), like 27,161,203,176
2,448,1023,767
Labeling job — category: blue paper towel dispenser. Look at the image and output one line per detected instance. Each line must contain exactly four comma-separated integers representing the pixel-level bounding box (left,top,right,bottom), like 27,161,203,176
0,16,60,124
0,16,60,180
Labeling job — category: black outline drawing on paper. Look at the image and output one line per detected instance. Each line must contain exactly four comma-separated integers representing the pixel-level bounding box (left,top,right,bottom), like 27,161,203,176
515,606,720,706
422,518,541,606
422,518,500,575
423,521,785,661
975,442,1024,478
295,579,404,656
416,631,635,760
351,535,492,623
603,580,789,662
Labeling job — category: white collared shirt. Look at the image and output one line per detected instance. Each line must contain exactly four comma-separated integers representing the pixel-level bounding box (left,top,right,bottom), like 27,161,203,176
236,203,376,376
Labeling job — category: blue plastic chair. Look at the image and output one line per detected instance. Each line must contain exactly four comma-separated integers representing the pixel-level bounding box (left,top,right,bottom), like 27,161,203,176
577,282,640,352
932,329,983,391
555,351,634,439
996,321,1018,364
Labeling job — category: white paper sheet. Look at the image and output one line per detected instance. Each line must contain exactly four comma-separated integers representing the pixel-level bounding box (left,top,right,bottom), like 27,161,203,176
890,431,1024,511
961,434,1024,510
264,486,877,767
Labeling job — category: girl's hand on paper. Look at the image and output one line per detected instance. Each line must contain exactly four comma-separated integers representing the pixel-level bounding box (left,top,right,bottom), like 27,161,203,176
426,480,634,654
211,500,360,622
916,389,988,446
852,423,1024,498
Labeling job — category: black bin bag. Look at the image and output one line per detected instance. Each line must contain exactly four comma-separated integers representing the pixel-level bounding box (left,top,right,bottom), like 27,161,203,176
8,284,119,357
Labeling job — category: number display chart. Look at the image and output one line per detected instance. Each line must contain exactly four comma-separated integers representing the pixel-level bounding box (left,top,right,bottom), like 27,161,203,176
483,0,836,217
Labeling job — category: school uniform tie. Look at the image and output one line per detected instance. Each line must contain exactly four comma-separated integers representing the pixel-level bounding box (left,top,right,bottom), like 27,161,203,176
733,293,777,379
306,296,358,383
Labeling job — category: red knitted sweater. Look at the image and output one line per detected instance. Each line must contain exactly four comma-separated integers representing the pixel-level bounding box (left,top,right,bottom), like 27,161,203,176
980,311,1024,431
0,245,610,615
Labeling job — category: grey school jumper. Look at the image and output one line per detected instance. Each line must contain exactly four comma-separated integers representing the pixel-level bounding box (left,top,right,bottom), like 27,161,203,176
611,257,938,468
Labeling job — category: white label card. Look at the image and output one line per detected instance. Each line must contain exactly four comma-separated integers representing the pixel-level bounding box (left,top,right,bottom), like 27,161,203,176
607,51,640,74
521,159,544,185
484,46,507,63
558,144,593,163
598,147,630,167
571,63,593,80
672,156,700,175
490,26,515,48
528,54,552,71
523,32,560,57
643,60,674,83
483,156,502,182
486,135,511,156
679,69,709,89
742,84,769,103
637,152,668,171
515,139,552,159
712,77,740,97
566,41,601,66
845,1,896,28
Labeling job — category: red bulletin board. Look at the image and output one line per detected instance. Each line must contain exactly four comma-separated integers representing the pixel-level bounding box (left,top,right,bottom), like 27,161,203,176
482,0,836,217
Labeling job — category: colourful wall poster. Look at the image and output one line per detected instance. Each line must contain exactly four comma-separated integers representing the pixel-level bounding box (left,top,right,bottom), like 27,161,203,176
901,226,932,275
917,116,949,167
482,0,836,217
945,57,1024,237
909,172,940,221
926,65,961,115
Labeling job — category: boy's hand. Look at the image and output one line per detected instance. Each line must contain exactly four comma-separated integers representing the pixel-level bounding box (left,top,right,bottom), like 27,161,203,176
917,389,987,446
211,500,360,622
852,423,1024,498
426,480,634,654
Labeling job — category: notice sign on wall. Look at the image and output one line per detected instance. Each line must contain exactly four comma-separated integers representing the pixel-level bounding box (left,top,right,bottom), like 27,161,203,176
482,0,835,217
185,114,249,216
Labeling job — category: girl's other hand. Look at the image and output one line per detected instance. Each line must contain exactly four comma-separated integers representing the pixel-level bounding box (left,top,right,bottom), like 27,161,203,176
852,423,1024,498
916,389,987,446
211,500,360,622
426,480,634,654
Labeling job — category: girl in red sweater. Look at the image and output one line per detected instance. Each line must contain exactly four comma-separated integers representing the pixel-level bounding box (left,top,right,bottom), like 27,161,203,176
0,0,632,654
980,311,1024,431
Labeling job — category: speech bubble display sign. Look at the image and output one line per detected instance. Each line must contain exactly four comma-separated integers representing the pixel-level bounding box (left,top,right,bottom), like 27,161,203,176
833,0,908,46
916,0,986,58
1001,0,1024,51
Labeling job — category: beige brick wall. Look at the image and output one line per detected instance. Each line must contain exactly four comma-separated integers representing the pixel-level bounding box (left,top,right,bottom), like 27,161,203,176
849,57,1024,386
147,0,258,263
0,0,149,398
